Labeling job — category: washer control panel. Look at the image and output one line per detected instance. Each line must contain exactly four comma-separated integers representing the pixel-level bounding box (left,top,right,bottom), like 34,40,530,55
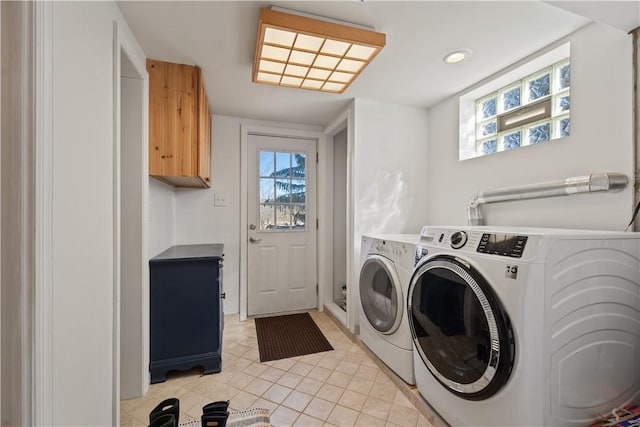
417,227,531,259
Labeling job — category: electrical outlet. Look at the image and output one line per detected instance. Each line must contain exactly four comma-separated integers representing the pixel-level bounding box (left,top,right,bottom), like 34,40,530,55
214,193,227,207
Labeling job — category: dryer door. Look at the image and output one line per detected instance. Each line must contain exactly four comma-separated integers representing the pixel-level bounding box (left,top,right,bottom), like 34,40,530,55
359,255,403,335
408,255,515,400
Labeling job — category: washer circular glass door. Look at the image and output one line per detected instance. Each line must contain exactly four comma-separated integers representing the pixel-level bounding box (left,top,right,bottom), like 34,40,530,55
408,255,515,400
359,255,403,334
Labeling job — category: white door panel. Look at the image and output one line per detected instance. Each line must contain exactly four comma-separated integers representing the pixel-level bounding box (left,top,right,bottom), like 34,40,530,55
247,134,317,316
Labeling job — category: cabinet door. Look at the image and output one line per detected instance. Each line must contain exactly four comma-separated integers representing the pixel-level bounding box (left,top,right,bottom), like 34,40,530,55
196,68,211,186
150,259,220,362
148,59,198,178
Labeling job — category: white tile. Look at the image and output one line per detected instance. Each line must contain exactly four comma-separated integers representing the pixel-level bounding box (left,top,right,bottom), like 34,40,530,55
296,377,324,395
355,413,387,427
307,366,332,382
229,390,258,410
347,376,374,395
119,311,430,427
289,361,314,377
326,404,360,427
259,366,287,382
294,413,325,427
304,397,335,421
277,372,304,389
263,384,293,404
282,389,313,412
362,396,393,421
316,383,344,403
325,371,351,388
273,358,297,371
387,403,418,426
244,377,272,396
337,389,367,411
271,405,301,426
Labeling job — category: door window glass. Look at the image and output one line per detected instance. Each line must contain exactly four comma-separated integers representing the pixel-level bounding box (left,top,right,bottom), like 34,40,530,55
259,151,307,231
360,260,398,333
411,266,490,384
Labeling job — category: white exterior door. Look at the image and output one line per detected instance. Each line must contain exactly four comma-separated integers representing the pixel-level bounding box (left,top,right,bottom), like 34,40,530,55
247,134,317,316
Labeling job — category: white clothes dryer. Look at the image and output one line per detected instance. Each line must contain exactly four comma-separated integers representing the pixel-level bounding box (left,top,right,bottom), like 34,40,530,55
408,225,640,426
359,234,419,385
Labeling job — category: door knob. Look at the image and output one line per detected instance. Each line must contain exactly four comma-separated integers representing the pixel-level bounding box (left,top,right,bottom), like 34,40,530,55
249,237,262,243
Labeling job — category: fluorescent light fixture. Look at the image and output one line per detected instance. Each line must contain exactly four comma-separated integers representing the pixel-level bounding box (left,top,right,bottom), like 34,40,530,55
252,8,386,93
444,50,470,64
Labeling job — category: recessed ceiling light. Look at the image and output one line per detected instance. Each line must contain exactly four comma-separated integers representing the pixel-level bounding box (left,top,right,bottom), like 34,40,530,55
443,50,470,64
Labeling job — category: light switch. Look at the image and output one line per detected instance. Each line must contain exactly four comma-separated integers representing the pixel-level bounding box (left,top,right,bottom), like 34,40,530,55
214,193,228,207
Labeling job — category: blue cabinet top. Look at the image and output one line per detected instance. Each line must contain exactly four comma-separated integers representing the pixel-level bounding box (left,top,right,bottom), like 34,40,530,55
151,244,224,261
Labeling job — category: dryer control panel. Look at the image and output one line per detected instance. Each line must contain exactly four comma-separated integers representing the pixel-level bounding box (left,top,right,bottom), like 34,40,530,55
372,239,415,270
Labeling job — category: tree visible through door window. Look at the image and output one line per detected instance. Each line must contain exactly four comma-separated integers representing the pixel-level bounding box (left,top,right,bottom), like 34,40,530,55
259,151,307,231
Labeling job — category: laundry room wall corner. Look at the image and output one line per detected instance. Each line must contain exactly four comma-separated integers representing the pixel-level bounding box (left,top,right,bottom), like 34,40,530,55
351,98,429,326
426,22,633,230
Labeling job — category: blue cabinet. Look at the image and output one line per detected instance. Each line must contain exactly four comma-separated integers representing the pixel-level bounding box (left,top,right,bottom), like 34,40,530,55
149,244,224,384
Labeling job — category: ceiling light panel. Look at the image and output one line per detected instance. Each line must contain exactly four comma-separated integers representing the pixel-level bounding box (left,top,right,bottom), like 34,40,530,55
252,8,386,94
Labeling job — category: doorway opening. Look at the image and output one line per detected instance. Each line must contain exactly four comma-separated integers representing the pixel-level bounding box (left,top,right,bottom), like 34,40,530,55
332,128,348,311
321,106,354,330
117,46,148,402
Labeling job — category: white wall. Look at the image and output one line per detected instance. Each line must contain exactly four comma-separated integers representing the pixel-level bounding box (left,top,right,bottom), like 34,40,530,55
174,115,238,313
148,178,176,257
352,99,430,238
174,115,322,314
51,2,144,424
426,22,634,230
351,99,430,317
332,128,347,304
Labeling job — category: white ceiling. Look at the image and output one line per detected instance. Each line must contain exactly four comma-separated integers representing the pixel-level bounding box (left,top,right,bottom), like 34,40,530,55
117,1,637,126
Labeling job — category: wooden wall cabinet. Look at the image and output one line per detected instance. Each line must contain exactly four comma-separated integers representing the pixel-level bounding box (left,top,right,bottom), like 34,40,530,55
147,59,211,188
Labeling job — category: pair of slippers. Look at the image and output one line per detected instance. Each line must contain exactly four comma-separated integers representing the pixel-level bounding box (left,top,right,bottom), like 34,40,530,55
201,400,230,427
149,398,230,427
149,398,180,427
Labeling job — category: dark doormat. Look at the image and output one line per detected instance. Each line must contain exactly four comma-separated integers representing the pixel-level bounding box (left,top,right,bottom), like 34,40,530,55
255,312,334,363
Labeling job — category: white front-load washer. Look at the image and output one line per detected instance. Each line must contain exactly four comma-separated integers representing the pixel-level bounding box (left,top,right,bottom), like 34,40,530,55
408,225,640,426
359,234,419,385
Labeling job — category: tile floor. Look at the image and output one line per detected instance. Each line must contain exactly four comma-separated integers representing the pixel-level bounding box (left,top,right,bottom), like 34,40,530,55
120,310,439,427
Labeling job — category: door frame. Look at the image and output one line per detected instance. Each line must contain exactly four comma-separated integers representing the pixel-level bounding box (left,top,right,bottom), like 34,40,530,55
1,2,53,424
320,105,355,331
239,124,324,321
112,18,149,412
113,20,150,405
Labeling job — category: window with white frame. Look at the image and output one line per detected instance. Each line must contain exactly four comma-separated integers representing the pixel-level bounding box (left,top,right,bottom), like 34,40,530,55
474,59,570,157
458,43,570,160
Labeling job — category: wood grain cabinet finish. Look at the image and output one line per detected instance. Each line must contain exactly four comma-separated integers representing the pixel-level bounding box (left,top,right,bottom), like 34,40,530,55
147,59,211,188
